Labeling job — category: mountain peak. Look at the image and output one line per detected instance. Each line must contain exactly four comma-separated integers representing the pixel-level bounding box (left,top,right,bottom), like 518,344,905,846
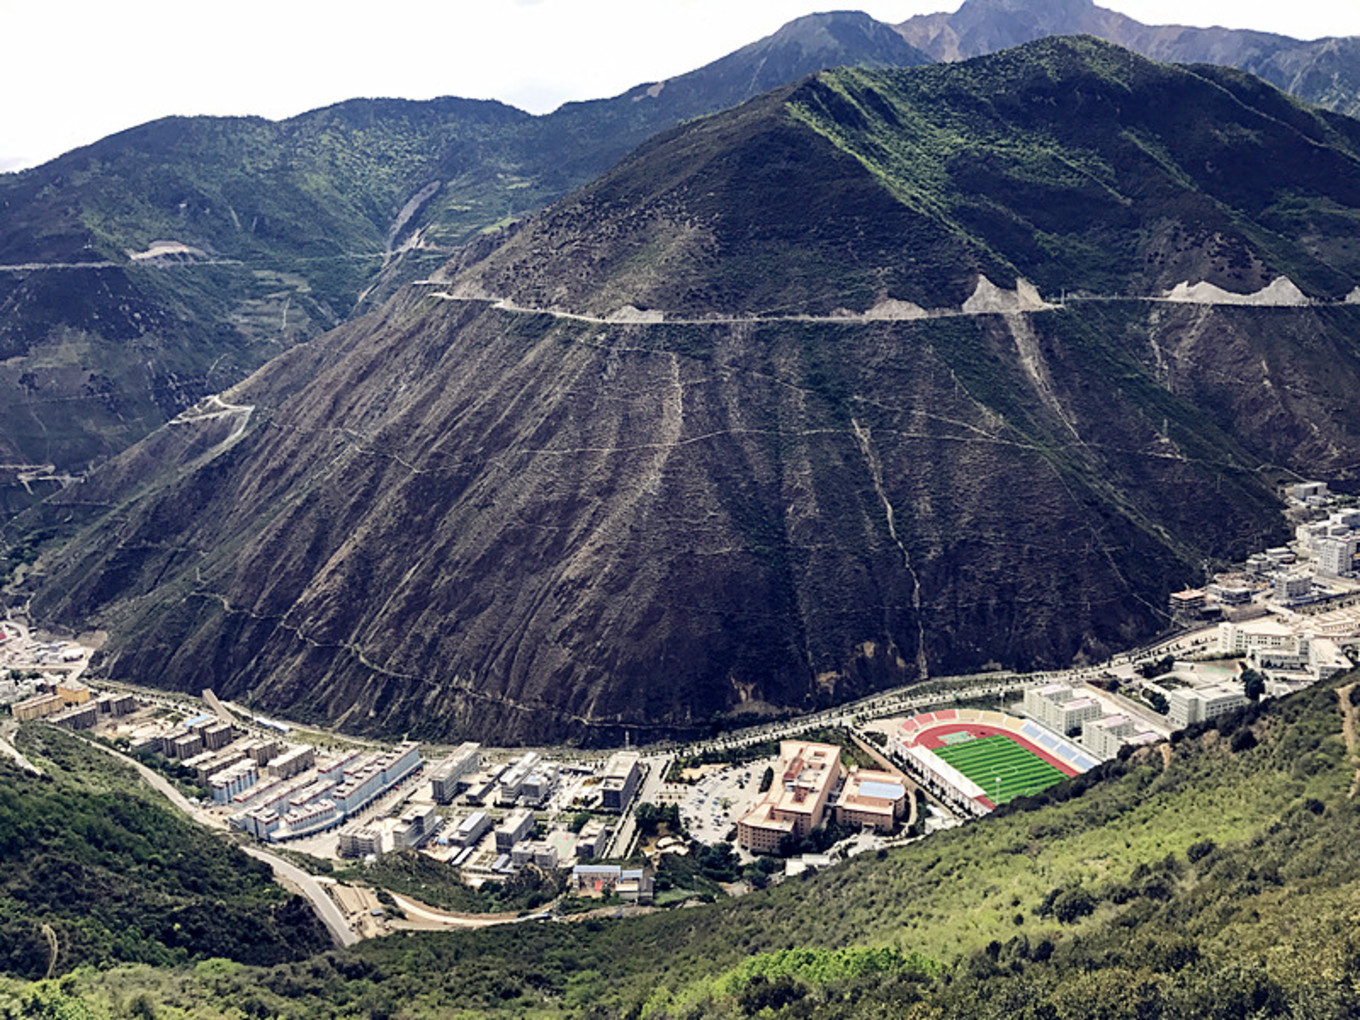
767,8,899,39
894,0,1359,119
722,8,933,92
959,0,1095,12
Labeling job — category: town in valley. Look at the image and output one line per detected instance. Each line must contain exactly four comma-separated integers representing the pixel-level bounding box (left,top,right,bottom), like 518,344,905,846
3,480,1358,940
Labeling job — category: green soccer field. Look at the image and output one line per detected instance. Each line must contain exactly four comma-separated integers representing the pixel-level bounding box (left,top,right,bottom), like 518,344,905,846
931,734,1069,804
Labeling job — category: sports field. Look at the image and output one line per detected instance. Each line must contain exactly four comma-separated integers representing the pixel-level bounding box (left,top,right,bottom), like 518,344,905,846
932,734,1069,805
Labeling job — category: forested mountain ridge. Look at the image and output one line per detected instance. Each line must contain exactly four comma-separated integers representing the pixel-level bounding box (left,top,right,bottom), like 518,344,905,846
16,38,1360,744
0,726,329,979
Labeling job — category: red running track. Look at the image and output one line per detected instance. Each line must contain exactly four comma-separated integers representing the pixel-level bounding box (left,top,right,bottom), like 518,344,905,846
912,722,1082,779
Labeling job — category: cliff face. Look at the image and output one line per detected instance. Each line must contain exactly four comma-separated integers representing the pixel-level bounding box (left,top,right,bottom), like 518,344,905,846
20,40,1360,744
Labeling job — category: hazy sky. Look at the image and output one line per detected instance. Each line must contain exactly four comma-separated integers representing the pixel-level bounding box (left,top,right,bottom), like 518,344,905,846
4,0,1359,172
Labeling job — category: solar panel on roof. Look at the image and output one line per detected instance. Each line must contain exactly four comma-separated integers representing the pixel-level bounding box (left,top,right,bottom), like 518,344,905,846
859,780,905,801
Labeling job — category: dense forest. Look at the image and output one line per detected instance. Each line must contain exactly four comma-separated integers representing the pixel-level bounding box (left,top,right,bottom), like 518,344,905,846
0,726,329,981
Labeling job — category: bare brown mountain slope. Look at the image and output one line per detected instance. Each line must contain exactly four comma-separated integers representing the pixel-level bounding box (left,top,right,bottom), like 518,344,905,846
14,40,1360,744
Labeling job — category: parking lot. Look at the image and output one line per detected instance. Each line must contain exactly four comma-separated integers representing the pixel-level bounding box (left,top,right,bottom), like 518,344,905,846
677,756,777,849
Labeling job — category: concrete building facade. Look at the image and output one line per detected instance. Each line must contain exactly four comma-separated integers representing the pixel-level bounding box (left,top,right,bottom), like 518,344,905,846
1023,684,1103,735
495,809,536,852
429,742,482,804
1168,684,1248,728
267,745,316,779
52,702,98,730
601,752,642,812
835,769,908,832
1219,618,1299,656
450,810,492,847
12,693,65,721
737,741,844,854
1081,714,1159,760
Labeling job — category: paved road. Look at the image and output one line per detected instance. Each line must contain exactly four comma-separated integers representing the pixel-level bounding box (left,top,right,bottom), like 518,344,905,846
0,721,41,775
426,286,1340,329
83,738,227,828
607,756,672,858
655,621,1225,762
242,847,356,947
387,892,515,929
78,736,355,947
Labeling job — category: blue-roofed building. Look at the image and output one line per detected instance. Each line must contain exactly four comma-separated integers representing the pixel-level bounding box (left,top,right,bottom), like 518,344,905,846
836,768,909,832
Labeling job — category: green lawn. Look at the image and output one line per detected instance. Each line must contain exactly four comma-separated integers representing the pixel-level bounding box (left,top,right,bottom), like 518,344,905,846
931,735,1068,804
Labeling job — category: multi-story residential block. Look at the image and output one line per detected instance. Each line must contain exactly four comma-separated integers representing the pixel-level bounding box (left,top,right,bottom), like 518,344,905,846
600,752,642,812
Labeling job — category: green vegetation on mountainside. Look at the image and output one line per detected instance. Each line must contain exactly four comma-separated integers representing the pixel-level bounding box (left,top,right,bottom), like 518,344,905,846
462,36,1360,323
336,851,563,915
784,39,1360,302
7,673,1360,1018
0,726,329,979
0,12,931,508
897,0,1360,120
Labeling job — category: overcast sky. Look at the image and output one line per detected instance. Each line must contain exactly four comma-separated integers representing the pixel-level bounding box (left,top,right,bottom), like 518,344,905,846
3,0,1359,173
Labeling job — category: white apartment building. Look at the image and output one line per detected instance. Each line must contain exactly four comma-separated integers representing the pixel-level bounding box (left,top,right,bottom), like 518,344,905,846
1218,618,1299,656
1317,536,1359,577
1168,684,1248,728
1081,713,1160,760
1272,572,1313,602
1023,684,1103,734
1287,481,1330,503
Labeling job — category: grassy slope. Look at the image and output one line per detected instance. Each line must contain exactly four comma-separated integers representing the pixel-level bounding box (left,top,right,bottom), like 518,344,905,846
0,726,330,980
9,672,1357,1018
0,100,527,506
785,40,1360,302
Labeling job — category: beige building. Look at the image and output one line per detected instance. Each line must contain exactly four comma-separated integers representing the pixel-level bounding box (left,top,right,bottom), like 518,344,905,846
12,692,66,721
836,769,908,832
56,679,91,705
737,741,844,854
